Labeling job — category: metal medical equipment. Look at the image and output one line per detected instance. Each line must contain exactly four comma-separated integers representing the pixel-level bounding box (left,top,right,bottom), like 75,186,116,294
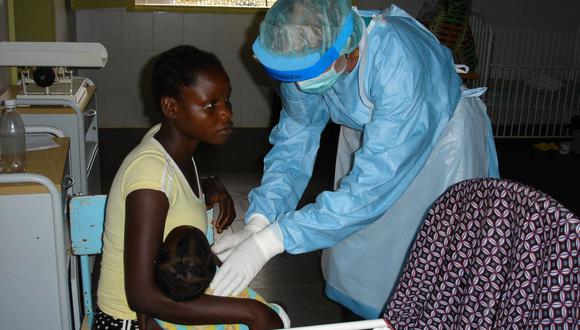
0,42,107,105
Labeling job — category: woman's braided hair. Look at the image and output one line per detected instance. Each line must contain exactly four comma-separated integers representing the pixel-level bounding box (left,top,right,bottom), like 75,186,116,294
151,45,225,111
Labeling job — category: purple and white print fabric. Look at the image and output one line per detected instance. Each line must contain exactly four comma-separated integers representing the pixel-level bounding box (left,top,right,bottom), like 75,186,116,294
384,178,579,329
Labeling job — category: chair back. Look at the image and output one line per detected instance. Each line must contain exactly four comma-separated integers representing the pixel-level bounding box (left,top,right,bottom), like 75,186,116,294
69,195,107,329
70,195,107,255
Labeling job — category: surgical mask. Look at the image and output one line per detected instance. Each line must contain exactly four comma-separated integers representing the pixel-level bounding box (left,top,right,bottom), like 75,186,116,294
296,63,345,94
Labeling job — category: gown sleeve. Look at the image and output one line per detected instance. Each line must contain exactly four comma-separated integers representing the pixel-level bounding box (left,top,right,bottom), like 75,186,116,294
244,82,330,224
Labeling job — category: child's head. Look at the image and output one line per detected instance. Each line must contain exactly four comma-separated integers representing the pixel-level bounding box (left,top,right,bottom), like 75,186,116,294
154,226,217,302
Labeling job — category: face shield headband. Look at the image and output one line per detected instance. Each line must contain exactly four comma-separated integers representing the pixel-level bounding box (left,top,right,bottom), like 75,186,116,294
252,11,354,83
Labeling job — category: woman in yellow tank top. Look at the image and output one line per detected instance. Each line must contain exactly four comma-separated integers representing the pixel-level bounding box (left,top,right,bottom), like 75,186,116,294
94,45,283,330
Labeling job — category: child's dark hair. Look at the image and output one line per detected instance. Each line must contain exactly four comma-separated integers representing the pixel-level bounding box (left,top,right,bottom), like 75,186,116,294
151,45,225,111
154,226,217,302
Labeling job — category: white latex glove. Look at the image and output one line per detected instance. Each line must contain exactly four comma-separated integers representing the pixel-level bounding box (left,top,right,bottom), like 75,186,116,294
211,214,269,261
210,222,285,297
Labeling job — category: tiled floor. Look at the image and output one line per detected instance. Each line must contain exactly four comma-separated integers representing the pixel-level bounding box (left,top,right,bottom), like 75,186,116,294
99,126,580,327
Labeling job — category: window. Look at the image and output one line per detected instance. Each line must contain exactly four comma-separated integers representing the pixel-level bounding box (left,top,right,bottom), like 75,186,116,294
135,0,277,8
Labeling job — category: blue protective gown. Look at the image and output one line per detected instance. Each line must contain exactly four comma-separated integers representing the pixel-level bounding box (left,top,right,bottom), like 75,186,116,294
246,5,499,318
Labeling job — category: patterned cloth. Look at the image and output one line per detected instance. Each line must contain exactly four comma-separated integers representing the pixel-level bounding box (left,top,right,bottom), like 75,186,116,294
384,178,580,329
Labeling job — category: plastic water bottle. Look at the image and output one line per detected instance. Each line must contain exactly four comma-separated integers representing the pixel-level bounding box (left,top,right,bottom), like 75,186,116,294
0,99,27,173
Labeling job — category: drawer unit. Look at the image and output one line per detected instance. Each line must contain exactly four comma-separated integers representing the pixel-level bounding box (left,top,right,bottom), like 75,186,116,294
0,138,81,330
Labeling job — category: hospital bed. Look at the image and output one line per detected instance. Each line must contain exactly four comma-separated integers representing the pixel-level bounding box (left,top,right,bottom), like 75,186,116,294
469,13,580,138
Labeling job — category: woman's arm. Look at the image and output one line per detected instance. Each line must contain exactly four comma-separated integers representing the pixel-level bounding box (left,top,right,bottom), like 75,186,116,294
124,189,282,329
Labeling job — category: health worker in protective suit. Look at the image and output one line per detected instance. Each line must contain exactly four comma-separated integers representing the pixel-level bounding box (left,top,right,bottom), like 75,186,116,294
210,0,499,319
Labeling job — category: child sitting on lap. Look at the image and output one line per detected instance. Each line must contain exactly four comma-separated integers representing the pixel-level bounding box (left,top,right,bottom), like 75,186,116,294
139,225,290,330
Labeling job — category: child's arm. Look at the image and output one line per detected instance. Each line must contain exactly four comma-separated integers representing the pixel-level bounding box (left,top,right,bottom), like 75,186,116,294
125,189,282,330
202,176,236,233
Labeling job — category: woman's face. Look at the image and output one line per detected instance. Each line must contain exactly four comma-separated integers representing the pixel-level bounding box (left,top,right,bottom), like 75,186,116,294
173,67,233,145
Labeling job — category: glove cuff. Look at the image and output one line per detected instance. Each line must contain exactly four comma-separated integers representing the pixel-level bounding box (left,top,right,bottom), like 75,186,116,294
245,213,270,233
269,303,291,328
255,222,285,259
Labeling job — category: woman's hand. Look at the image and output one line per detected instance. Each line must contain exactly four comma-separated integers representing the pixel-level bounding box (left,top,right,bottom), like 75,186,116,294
203,176,236,233
246,300,284,330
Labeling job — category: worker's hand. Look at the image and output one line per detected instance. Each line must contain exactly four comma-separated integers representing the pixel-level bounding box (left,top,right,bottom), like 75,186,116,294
210,223,284,297
203,176,236,233
211,214,269,261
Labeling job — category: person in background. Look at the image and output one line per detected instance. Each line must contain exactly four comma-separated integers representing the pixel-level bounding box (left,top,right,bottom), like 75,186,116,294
211,0,499,319
94,45,283,330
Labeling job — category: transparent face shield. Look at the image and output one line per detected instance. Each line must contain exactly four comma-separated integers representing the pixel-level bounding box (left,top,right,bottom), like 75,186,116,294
252,11,355,83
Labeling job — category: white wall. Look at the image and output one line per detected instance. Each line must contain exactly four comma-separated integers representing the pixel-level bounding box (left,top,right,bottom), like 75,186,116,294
0,0,10,93
76,8,274,128
76,1,580,128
